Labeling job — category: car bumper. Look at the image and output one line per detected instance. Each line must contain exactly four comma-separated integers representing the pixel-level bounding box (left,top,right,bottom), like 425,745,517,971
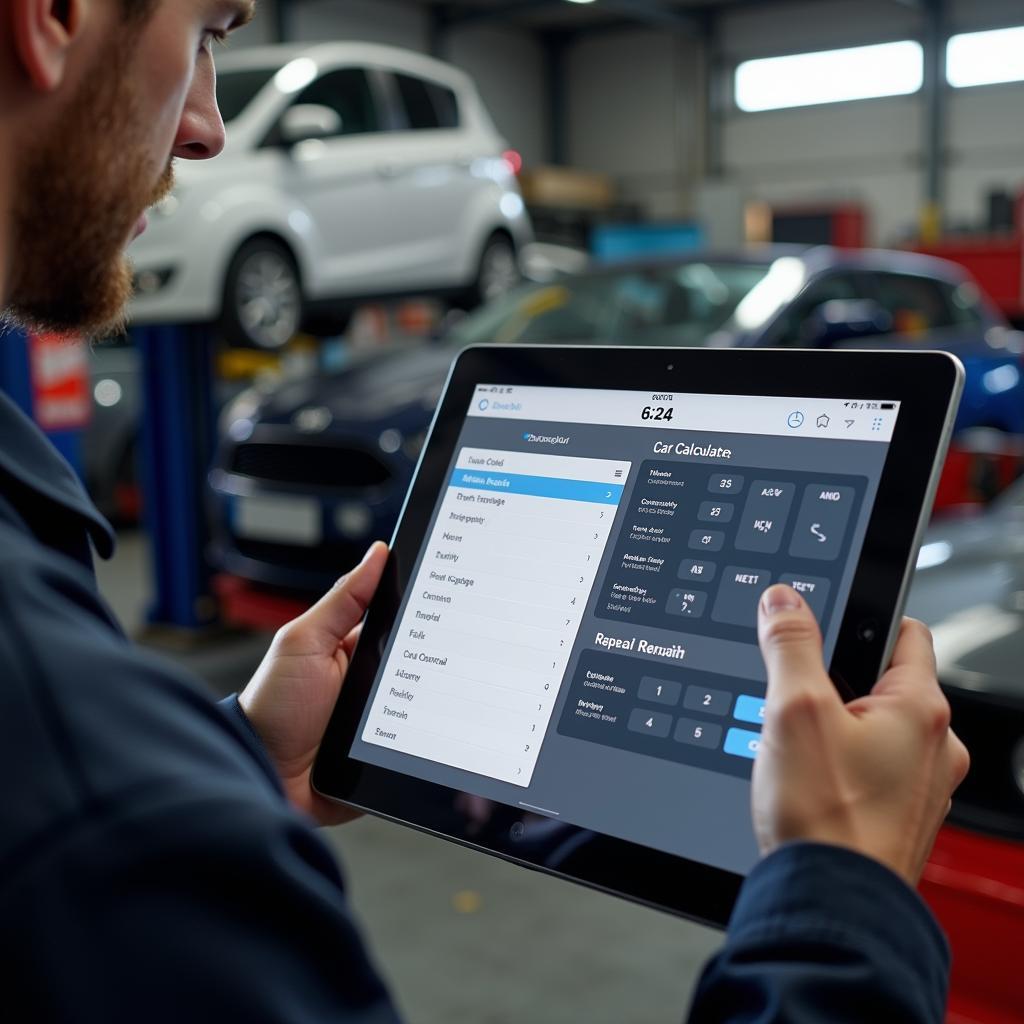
922,826,1024,1023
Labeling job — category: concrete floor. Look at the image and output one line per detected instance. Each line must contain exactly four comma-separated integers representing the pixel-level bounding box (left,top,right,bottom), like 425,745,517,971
95,530,724,1023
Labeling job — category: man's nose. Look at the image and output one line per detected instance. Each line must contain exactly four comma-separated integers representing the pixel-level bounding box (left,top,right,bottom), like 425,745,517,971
173,63,225,160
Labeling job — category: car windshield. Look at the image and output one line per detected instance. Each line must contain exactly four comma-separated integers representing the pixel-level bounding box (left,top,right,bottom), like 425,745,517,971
216,67,278,123
448,262,773,347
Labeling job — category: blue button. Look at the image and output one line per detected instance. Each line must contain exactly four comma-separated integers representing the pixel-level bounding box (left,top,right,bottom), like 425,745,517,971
734,695,766,725
724,728,762,760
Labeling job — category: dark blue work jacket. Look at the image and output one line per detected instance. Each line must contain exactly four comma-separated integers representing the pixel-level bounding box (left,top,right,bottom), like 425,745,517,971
0,391,950,1022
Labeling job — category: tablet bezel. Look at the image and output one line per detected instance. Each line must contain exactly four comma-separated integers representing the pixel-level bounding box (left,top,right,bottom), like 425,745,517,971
312,345,963,927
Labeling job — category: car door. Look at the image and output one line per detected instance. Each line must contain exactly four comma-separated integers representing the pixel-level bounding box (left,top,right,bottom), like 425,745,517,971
272,66,396,297
869,272,960,339
760,272,863,347
362,70,486,290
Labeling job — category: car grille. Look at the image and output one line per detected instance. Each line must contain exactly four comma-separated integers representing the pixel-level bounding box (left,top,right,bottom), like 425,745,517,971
230,442,392,489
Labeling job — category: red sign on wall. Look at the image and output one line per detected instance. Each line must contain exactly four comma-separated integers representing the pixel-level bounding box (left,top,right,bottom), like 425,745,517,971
29,333,91,431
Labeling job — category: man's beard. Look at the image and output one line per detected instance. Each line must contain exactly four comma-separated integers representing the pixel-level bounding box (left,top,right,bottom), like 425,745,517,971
3,45,174,339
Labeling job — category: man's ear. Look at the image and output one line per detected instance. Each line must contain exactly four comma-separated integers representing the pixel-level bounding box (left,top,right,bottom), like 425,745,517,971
10,0,85,93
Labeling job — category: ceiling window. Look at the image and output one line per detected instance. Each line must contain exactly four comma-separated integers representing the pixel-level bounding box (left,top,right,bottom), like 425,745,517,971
947,26,1024,89
735,40,924,112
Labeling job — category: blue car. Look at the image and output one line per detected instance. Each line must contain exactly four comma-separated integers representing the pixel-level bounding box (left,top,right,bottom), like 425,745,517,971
211,245,1024,593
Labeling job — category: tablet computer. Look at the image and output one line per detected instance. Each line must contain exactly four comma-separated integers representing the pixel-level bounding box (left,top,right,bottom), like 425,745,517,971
312,345,963,926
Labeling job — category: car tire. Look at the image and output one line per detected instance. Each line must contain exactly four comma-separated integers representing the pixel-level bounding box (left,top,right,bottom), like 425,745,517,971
468,233,520,308
222,237,303,350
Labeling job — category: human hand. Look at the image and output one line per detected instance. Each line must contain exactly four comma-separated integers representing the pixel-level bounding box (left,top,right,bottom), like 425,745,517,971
753,584,970,887
240,542,388,826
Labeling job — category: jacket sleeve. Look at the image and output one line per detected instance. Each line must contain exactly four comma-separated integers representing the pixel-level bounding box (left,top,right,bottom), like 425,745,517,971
0,556,404,1024
686,843,950,1024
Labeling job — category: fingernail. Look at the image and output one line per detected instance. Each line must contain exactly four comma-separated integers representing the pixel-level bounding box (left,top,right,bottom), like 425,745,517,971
761,584,802,616
359,542,380,565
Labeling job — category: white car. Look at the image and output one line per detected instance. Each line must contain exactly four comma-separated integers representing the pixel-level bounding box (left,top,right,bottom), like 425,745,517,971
128,43,533,348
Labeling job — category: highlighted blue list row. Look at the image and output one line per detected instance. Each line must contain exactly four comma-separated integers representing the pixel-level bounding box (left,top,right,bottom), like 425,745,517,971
450,469,624,505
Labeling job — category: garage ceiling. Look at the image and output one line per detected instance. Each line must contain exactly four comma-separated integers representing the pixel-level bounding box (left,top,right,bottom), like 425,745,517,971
415,0,761,33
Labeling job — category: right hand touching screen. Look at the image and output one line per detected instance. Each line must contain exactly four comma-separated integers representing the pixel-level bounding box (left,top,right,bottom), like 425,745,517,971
754,584,970,887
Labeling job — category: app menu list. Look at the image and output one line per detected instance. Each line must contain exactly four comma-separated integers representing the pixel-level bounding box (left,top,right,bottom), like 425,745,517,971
362,447,631,786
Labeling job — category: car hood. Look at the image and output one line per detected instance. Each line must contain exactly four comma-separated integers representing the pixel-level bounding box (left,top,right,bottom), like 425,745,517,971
256,343,459,426
836,326,1024,359
907,507,1024,702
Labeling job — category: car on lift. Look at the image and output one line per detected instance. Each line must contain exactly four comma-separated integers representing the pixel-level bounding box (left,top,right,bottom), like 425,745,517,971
906,481,1024,1023
209,245,1024,595
127,42,532,350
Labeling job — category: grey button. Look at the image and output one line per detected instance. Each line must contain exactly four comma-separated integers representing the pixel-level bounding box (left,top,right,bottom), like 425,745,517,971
666,588,708,618
683,684,731,716
709,474,744,494
712,566,773,628
788,484,857,561
639,676,682,706
778,573,831,622
689,529,725,552
735,481,796,554
678,558,717,583
698,501,735,524
628,708,672,739
674,717,723,749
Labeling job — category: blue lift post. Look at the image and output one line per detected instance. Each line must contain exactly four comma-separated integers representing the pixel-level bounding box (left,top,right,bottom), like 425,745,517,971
0,327,84,478
134,323,219,631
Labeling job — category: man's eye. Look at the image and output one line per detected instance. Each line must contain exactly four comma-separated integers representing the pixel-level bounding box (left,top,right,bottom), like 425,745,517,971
200,29,228,52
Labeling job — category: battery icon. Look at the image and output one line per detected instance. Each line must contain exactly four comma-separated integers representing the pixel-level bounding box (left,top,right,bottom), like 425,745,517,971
881,402,896,410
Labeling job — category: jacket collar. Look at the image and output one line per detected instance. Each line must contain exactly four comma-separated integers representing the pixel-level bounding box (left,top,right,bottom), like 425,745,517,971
0,390,116,559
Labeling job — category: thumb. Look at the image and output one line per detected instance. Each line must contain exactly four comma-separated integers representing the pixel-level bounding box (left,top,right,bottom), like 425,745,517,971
284,542,389,655
757,585,837,706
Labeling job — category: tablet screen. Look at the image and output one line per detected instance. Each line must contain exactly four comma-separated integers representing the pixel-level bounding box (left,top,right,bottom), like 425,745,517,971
349,384,901,874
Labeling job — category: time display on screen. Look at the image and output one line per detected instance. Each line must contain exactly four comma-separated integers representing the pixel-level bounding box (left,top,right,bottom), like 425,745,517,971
641,405,675,422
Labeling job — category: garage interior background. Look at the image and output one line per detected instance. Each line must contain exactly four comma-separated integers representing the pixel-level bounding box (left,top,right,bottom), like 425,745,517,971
244,0,1024,246
9,1,1024,1022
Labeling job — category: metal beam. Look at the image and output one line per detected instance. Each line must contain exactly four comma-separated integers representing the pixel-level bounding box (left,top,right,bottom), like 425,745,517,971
436,0,698,33
699,11,725,179
427,3,448,57
270,0,290,43
435,1,567,31
922,0,948,216
589,0,699,31
542,31,572,165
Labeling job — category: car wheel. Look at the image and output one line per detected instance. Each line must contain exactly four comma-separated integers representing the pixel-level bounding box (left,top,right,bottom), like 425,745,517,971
470,234,520,307
222,238,303,349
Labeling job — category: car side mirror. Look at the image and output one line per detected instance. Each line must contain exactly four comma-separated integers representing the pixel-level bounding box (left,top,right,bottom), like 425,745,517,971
279,104,342,147
803,299,892,347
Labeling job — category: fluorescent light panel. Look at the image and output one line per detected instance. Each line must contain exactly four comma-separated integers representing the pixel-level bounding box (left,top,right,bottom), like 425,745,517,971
735,40,924,112
947,26,1024,88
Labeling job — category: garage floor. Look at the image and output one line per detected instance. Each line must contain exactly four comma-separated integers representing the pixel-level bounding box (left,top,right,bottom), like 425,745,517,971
96,531,724,1024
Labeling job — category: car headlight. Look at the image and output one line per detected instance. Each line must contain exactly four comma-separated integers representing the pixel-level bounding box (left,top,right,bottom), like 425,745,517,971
219,386,264,437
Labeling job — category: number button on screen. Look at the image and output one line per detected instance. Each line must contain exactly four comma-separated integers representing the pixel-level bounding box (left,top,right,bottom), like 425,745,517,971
733,695,766,725
683,685,731,716
674,718,723,749
709,474,744,494
638,676,682,707
628,708,672,739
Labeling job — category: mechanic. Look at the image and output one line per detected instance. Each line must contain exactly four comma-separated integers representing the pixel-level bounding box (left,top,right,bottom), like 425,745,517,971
0,2,969,1021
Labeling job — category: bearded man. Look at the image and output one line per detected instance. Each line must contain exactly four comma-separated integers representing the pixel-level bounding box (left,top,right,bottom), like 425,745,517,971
0,3,968,1022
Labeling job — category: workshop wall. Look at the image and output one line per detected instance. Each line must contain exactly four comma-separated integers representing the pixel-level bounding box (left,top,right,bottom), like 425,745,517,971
566,29,702,220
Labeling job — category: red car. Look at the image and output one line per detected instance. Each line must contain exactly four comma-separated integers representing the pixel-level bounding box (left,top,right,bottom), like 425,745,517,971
910,482,1024,1022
